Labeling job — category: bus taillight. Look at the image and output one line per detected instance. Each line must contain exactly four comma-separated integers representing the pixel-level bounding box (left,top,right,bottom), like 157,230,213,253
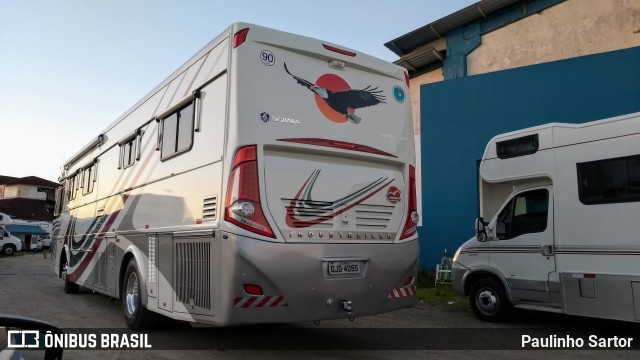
400,165,418,239
224,145,275,238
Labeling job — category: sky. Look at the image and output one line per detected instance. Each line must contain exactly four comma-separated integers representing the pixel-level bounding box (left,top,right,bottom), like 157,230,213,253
0,0,476,182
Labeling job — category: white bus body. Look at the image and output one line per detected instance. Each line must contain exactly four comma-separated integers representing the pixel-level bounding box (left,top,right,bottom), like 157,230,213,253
51,23,419,329
452,112,640,323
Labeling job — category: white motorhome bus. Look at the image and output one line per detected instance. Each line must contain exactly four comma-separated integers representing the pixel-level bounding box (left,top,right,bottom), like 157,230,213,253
51,23,418,329
452,112,640,323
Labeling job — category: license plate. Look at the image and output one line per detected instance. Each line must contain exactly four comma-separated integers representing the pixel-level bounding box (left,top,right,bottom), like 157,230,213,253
327,261,363,276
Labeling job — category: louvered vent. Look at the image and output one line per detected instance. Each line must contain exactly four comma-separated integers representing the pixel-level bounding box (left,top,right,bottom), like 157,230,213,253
202,195,217,221
93,251,107,288
175,242,211,310
355,204,394,229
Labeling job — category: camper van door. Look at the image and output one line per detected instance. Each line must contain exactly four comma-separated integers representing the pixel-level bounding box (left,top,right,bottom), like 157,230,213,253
488,186,556,303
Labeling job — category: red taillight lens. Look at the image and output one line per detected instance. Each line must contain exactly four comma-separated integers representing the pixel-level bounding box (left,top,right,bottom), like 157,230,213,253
224,145,275,238
405,71,410,89
244,284,263,296
400,165,418,239
233,28,250,48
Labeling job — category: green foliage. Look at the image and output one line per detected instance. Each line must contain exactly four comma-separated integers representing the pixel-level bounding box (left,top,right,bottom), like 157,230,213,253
416,266,434,288
415,266,469,312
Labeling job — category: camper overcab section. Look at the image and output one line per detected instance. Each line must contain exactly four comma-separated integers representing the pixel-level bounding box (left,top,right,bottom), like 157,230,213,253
52,23,418,329
452,112,640,323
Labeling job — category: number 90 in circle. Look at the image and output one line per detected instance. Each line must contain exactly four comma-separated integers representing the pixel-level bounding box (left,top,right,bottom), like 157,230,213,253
260,50,275,66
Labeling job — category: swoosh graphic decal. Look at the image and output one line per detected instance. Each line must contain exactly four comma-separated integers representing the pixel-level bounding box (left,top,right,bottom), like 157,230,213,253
286,170,394,228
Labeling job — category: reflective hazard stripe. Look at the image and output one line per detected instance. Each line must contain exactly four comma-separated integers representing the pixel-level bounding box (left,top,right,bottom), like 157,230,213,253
233,296,288,308
387,286,416,299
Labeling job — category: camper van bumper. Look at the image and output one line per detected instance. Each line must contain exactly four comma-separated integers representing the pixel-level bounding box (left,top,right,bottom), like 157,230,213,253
451,262,469,295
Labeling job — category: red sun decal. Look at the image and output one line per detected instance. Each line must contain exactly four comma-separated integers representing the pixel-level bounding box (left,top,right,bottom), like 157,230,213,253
387,186,401,204
314,74,350,123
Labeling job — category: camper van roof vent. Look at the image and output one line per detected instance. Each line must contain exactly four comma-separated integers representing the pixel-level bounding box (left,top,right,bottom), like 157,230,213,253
496,134,539,159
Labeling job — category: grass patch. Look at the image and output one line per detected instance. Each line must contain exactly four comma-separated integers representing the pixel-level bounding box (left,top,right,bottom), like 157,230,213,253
415,267,470,312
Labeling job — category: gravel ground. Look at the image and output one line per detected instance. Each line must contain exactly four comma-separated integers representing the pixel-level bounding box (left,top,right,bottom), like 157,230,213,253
1,252,638,359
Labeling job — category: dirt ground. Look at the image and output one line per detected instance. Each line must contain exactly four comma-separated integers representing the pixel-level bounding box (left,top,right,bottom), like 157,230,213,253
1,252,638,359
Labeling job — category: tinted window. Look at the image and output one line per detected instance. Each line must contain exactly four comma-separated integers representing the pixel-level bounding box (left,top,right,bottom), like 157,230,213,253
496,189,549,240
82,164,96,195
161,102,194,160
122,138,136,169
496,134,539,159
577,155,640,205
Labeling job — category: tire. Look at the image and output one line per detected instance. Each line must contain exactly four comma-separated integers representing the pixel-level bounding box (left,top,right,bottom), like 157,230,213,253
3,244,16,256
469,278,511,323
62,259,79,294
122,259,158,330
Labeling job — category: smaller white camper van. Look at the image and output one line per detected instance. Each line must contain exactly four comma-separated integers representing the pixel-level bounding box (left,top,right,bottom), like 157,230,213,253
452,112,640,323
0,226,22,256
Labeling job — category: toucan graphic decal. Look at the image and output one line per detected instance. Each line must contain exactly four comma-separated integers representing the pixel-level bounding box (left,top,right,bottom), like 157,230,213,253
286,169,394,228
284,63,385,124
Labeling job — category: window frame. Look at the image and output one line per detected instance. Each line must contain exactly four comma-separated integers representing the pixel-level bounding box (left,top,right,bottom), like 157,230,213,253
494,188,549,240
81,161,98,196
159,100,196,161
496,134,539,159
577,154,640,205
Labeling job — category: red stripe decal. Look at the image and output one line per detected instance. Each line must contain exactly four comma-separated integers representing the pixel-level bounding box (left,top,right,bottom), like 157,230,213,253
242,296,257,308
257,296,272,308
270,296,283,307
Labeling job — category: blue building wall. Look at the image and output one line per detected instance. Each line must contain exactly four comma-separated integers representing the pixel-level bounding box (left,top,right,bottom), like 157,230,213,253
419,46,640,269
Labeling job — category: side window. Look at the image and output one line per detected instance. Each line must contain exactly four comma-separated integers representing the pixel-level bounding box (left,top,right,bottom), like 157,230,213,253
119,129,143,169
495,189,549,240
160,101,195,160
122,138,136,169
577,155,640,205
81,163,97,195
54,186,65,217
67,173,80,200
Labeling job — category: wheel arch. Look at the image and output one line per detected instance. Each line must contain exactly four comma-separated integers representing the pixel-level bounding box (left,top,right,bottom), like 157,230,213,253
463,267,513,302
119,245,149,307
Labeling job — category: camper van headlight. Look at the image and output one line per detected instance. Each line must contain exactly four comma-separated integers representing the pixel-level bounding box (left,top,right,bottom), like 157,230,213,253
231,201,255,218
452,247,461,263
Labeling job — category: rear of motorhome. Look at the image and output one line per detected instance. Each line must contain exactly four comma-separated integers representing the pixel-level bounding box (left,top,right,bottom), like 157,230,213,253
51,23,418,329
452,112,640,323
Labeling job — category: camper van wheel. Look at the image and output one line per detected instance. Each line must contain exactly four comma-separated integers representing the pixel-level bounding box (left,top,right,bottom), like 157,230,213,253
469,278,510,323
122,259,158,330
2,244,16,256
62,260,79,294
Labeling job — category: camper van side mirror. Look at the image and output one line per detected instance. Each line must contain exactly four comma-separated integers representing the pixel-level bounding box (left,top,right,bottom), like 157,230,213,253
475,217,488,242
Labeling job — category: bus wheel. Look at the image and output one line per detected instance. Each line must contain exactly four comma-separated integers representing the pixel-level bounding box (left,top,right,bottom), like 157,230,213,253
469,278,510,322
122,259,158,330
62,259,79,294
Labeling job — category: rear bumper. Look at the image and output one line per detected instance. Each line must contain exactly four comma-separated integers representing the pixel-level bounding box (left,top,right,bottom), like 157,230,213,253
220,232,419,325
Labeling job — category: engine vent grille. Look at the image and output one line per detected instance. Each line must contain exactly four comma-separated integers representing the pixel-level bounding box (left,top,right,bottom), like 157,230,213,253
202,195,217,221
175,242,211,310
93,251,107,289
